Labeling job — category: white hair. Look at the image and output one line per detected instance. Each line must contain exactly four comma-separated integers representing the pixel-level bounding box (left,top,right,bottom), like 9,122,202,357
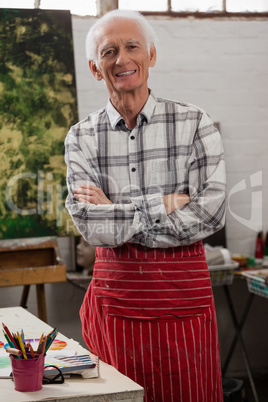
85,9,157,64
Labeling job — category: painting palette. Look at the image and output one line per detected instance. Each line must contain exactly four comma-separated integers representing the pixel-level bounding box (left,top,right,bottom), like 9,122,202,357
44,354,96,376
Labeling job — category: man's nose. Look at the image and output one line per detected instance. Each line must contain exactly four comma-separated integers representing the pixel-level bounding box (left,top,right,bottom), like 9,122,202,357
115,49,129,65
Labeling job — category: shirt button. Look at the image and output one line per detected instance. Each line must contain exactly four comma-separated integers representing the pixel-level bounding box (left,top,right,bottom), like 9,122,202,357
131,167,136,172
130,135,135,140
155,219,160,224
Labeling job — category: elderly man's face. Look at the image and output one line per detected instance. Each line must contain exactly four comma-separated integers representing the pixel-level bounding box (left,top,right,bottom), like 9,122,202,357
90,18,156,97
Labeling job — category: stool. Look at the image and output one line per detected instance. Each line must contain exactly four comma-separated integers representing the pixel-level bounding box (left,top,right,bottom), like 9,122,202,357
222,377,244,402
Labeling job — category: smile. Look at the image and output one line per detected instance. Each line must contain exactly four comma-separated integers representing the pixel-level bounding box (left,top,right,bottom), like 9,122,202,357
115,70,136,77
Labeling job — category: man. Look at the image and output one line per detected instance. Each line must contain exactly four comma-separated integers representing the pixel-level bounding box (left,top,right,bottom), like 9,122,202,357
65,9,225,402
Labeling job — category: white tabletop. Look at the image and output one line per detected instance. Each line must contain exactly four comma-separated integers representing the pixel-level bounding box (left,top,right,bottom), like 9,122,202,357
0,307,144,402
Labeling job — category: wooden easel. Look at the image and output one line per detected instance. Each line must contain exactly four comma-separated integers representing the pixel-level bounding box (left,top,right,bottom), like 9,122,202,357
0,237,66,322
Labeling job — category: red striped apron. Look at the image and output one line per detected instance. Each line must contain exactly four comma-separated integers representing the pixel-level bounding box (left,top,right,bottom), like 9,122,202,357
80,241,223,402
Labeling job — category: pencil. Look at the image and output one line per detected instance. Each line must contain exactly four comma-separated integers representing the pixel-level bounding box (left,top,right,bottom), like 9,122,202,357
16,331,27,359
45,330,58,353
2,323,16,346
26,341,36,358
6,347,22,356
3,331,14,348
41,335,47,355
37,333,44,350
20,329,25,344
12,333,20,349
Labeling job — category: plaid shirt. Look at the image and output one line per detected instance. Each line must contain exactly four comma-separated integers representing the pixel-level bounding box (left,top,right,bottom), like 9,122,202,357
65,91,226,248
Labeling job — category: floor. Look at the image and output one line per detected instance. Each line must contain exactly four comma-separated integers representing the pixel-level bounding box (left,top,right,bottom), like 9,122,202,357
243,374,268,402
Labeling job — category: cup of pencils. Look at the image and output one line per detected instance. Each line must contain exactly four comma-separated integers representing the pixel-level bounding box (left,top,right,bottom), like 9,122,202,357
2,323,58,392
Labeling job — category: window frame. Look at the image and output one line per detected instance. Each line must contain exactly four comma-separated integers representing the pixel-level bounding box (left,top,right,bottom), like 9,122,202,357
141,10,268,19
3,0,268,18
119,0,268,19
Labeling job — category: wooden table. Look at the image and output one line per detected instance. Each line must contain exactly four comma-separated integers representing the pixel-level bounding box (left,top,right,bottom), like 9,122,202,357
0,307,144,402
0,237,66,322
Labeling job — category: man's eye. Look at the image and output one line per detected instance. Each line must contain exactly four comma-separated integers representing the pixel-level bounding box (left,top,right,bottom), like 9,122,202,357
104,50,114,56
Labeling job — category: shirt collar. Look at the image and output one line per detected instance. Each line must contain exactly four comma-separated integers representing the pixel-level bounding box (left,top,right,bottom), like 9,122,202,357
106,91,157,130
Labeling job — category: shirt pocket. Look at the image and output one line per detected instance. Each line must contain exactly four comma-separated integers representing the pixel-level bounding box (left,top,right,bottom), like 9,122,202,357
149,159,188,194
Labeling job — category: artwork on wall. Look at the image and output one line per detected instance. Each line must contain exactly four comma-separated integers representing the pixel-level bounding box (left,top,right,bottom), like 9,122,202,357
0,8,79,240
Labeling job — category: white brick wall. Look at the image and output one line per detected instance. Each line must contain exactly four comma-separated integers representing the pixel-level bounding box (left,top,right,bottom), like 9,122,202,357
71,15,268,257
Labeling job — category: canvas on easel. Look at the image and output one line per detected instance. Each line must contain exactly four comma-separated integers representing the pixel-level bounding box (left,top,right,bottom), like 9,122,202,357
0,8,79,240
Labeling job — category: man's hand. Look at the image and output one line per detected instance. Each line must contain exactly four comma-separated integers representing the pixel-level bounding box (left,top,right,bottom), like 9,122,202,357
74,185,113,205
163,194,190,215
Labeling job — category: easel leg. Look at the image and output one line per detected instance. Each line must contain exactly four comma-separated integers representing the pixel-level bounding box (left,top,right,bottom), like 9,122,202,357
222,291,254,375
223,285,259,402
20,285,30,309
36,284,47,323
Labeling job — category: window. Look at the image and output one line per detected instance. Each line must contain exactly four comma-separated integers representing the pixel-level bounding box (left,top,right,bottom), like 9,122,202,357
118,0,167,11
119,0,223,12
40,0,97,15
226,0,268,12
171,0,223,12
0,0,35,9
0,0,97,16
119,0,268,13
1,0,268,15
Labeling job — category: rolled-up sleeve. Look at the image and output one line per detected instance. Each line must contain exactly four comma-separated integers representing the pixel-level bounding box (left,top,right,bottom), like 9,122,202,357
165,113,226,244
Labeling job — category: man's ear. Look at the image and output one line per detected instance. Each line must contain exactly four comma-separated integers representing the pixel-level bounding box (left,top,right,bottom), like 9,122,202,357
149,45,157,68
89,61,103,81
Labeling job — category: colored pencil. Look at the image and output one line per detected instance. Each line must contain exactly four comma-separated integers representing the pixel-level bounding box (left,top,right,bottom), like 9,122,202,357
45,329,58,353
2,325,58,359
26,341,36,358
16,331,27,359
6,347,22,356
3,331,14,348
20,328,25,343
2,323,16,346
